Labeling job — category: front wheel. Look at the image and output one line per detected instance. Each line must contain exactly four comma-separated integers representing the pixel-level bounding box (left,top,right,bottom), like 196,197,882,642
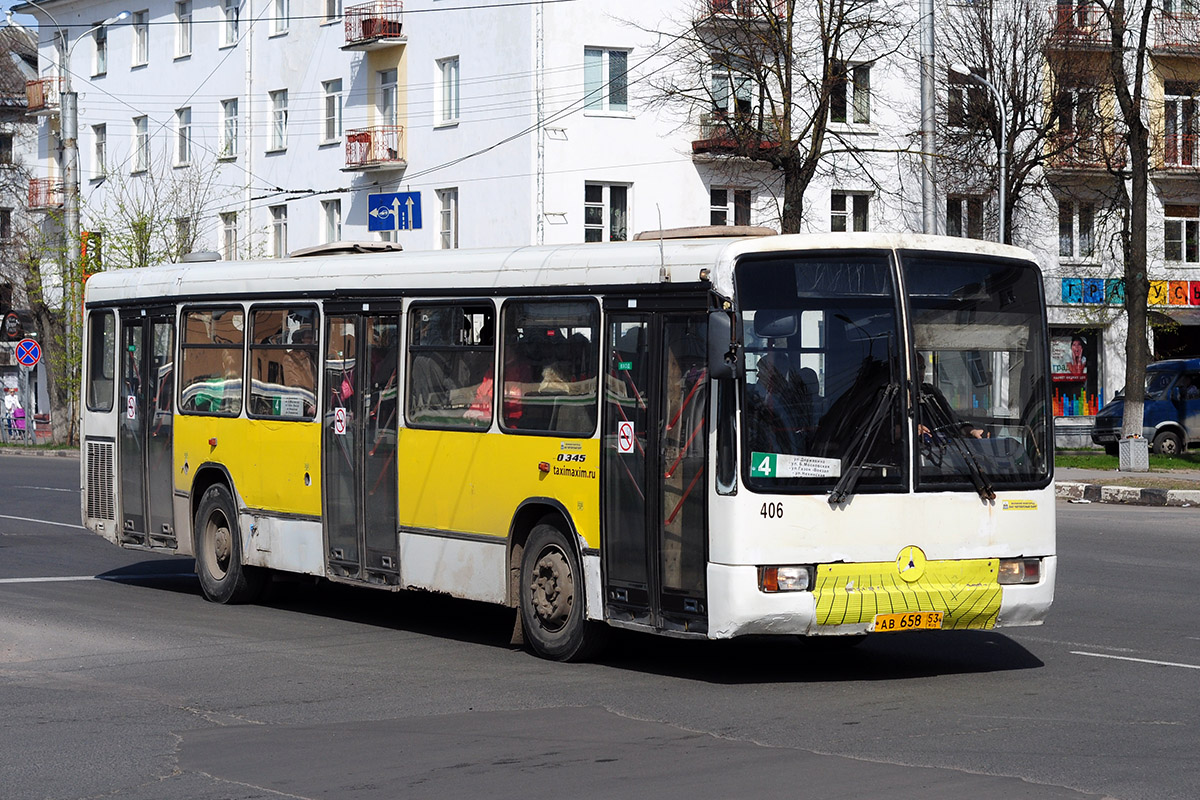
1152,430,1183,456
519,523,605,662
194,484,264,604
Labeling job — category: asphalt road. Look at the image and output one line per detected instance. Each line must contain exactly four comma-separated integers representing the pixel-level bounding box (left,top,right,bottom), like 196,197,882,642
1,452,1196,799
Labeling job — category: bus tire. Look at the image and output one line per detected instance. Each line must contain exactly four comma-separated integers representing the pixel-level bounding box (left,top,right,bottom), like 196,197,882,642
1152,430,1183,456
519,523,604,662
194,484,264,604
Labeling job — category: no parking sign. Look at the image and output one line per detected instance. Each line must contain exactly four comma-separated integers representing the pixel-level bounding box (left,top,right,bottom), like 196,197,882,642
14,338,40,367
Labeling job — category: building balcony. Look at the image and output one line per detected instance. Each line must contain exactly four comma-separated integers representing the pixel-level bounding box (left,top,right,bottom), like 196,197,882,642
1157,132,1199,171
696,0,786,25
1046,134,1126,171
343,0,405,51
1153,11,1200,53
1047,3,1110,48
25,78,61,116
692,113,779,156
28,178,63,210
344,126,406,171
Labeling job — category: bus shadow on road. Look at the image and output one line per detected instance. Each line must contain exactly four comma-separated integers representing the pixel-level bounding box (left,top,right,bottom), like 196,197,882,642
95,557,200,594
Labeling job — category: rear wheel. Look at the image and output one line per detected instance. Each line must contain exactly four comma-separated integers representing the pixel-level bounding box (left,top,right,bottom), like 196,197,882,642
519,523,605,662
1152,430,1183,456
194,484,264,604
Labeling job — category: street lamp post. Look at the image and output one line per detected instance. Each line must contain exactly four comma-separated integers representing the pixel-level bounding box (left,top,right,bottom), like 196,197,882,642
951,63,1007,245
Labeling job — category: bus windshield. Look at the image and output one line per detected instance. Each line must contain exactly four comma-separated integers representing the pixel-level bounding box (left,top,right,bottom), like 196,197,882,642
735,249,1050,494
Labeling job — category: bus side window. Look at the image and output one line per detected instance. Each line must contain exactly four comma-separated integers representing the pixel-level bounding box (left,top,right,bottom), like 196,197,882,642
179,307,245,416
86,311,116,412
247,306,318,420
406,303,495,430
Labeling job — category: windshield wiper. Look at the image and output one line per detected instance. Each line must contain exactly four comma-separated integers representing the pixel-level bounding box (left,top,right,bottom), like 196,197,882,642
828,382,898,506
919,393,996,501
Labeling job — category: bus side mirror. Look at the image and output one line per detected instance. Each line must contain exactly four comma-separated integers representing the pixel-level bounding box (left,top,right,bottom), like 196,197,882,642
709,310,740,380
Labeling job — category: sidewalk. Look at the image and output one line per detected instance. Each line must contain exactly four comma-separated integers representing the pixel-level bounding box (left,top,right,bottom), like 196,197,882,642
1055,466,1200,507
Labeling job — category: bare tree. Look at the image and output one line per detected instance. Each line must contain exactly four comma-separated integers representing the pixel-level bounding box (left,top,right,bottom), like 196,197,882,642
642,0,914,232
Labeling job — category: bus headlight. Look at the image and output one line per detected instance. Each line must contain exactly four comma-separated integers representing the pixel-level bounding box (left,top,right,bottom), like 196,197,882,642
998,558,1041,585
759,565,814,593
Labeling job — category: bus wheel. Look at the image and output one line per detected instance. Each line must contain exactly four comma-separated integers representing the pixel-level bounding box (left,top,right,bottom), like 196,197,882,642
1152,430,1183,456
520,523,603,662
194,484,264,604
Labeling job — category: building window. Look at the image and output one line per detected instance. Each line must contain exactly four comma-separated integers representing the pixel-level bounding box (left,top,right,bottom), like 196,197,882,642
1165,204,1200,263
93,24,108,75
322,199,342,243
176,1,192,56
221,212,238,260
438,56,460,125
437,188,459,249
1058,200,1095,259
269,89,288,151
1054,84,1099,141
220,98,238,158
584,183,628,242
322,79,343,141
711,61,752,116
270,205,287,258
222,0,240,46
831,62,870,125
947,196,984,239
947,66,986,128
132,11,149,66
0,132,12,165
378,69,397,127
710,187,751,226
0,209,11,241
1164,81,1197,167
324,0,342,21
175,107,192,165
175,217,192,252
271,0,289,35
831,191,869,232
132,116,149,173
584,48,629,112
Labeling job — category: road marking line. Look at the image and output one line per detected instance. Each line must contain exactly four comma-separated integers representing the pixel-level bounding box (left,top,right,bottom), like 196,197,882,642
13,485,76,493
0,574,196,584
1072,651,1200,670
0,514,85,530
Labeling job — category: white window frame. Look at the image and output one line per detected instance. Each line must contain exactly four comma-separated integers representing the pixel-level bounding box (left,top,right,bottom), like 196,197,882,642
710,187,751,226
584,48,630,113
378,69,398,127
831,191,869,232
220,98,238,158
92,124,106,179
270,205,288,258
132,10,149,67
710,61,752,117
221,212,238,260
175,107,192,166
93,24,108,76
1165,204,1200,264
176,1,192,57
947,66,986,129
222,0,240,47
947,195,984,239
324,0,342,22
322,199,342,243
1164,83,1197,168
175,217,192,251
583,183,629,243
132,116,149,173
831,62,871,125
322,79,343,142
437,188,459,249
437,56,460,126
270,0,289,35
269,89,288,151
1058,200,1095,261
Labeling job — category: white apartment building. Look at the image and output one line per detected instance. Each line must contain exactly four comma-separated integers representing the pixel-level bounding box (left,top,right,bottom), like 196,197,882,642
14,0,1200,444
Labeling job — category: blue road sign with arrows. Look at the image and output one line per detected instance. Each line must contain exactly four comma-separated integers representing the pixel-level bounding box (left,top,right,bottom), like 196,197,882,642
368,192,422,232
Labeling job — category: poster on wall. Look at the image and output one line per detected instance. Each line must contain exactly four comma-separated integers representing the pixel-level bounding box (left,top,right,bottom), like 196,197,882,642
1051,335,1088,382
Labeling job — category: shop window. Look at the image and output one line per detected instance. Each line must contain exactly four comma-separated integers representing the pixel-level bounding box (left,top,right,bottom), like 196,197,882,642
406,303,495,429
180,307,245,416
500,300,599,435
248,306,317,420
1050,329,1100,416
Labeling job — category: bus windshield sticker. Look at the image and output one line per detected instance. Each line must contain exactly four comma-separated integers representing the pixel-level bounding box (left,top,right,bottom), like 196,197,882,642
750,452,841,479
1001,499,1038,511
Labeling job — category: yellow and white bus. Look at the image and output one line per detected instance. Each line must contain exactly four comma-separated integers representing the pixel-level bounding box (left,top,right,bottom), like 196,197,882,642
80,231,1055,660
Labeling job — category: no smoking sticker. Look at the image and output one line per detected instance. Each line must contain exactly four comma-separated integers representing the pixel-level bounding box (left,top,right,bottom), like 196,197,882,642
617,420,635,454
334,407,347,435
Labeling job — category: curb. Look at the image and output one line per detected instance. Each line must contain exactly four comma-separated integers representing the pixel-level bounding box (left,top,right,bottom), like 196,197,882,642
0,447,80,459
1056,481,1200,508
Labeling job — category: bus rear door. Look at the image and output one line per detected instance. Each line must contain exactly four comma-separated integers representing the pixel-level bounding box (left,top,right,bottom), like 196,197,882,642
603,303,709,634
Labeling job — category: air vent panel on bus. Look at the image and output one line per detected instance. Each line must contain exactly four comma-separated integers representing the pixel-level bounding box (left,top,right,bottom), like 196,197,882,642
86,440,116,521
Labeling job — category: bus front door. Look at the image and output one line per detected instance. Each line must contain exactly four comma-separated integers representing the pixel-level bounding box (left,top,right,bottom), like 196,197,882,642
603,311,709,634
322,309,401,585
117,309,176,548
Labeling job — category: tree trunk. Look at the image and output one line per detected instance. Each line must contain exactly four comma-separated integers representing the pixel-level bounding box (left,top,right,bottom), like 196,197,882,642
29,303,76,445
